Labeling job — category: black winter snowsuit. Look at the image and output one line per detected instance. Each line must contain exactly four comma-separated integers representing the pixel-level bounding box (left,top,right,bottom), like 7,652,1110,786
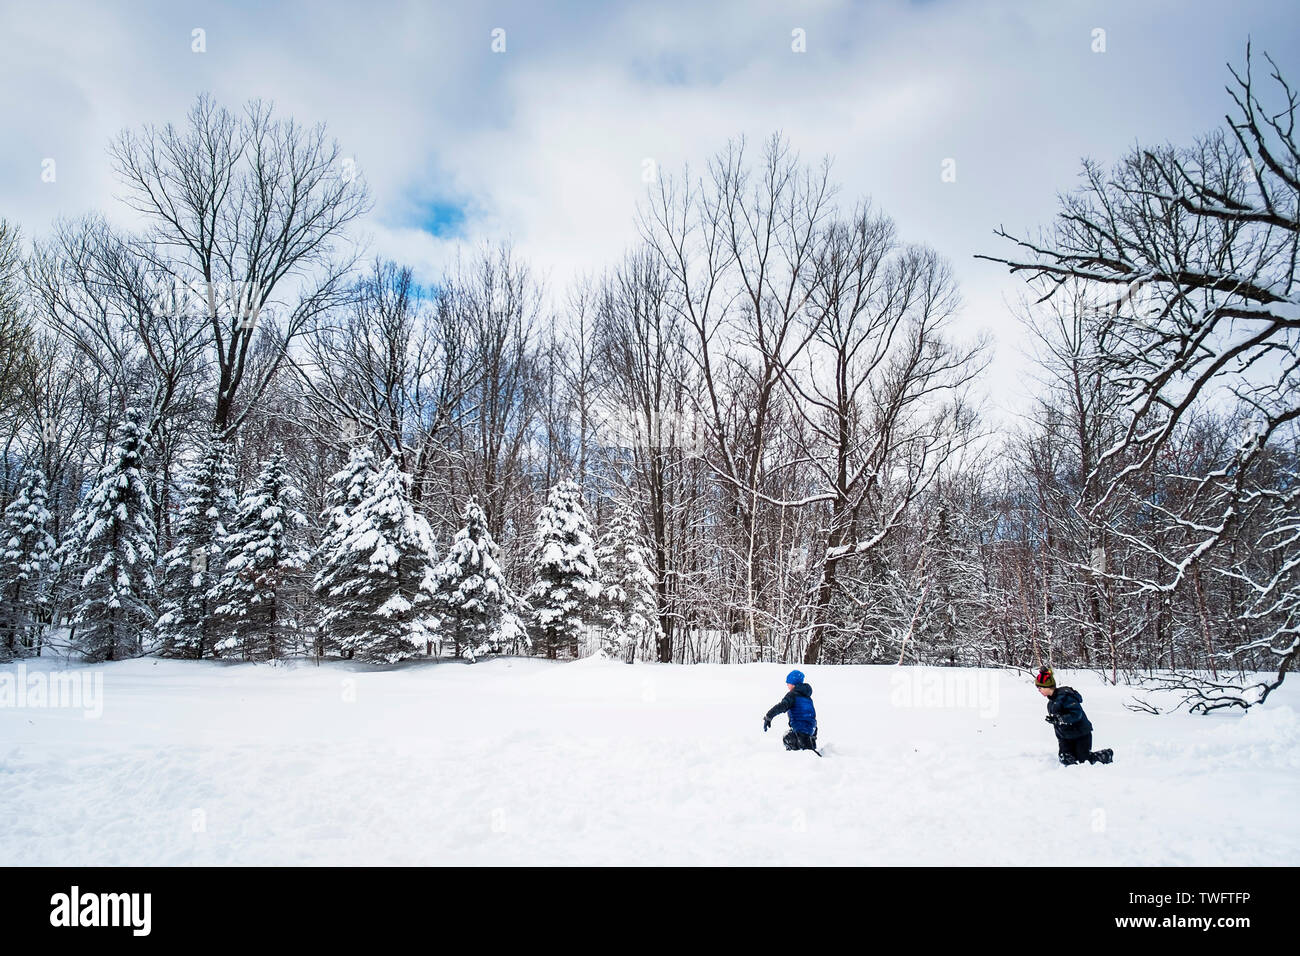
1045,686,1110,765
1045,686,1093,739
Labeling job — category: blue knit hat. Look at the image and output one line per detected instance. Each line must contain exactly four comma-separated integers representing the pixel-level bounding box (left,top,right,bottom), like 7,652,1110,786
786,670,805,685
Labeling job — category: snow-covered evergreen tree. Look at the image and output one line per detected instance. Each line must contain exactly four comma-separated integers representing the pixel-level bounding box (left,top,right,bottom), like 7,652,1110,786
64,408,156,661
211,453,308,660
921,501,992,666
527,479,600,658
318,446,378,548
595,499,661,662
314,456,438,663
311,445,378,655
498,608,530,656
0,464,57,658
432,498,510,660
155,433,236,658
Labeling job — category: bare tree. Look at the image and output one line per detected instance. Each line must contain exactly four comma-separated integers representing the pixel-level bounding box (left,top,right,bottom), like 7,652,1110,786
980,46,1300,706
449,243,545,539
294,258,472,503
792,214,987,663
595,245,696,661
0,219,34,494
110,94,370,437
641,134,834,660
28,216,208,437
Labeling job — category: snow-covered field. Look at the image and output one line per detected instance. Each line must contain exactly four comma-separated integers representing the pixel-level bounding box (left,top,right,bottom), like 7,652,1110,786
2,656,1296,866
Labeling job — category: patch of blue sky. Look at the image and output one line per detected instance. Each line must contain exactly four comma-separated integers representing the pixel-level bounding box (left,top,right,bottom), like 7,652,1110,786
415,198,470,238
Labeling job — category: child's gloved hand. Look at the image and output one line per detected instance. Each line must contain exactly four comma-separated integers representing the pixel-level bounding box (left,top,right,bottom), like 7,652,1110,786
1045,714,1059,724
763,717,771,732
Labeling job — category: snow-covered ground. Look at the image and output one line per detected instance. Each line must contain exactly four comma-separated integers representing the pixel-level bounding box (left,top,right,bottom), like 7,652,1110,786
1,656,1296,865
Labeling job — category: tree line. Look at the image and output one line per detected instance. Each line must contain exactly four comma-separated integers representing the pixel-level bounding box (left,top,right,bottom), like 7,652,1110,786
0,47,1295,710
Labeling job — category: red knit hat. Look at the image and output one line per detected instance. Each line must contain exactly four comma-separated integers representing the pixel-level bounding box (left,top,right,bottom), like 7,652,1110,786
1035,666,1056,689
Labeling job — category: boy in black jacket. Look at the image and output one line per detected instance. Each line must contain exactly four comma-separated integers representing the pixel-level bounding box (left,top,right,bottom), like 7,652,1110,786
1036,666,1113,766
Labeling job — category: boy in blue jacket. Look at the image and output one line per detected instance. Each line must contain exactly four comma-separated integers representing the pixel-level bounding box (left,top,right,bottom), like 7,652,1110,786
763,670,818,751
1036,666,1113,765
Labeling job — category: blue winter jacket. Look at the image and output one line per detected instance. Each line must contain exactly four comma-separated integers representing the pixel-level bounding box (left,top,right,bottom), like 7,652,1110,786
1046,686,1093,740
766,682,817,735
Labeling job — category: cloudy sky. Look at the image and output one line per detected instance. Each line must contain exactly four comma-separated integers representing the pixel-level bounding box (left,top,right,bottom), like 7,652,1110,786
2,0,1297,417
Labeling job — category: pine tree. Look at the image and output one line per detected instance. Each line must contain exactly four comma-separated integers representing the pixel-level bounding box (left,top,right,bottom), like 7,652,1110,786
433,499,510,660
314,456,438,663
921,500,994,666
0,464,57,658
319,446,379,548
498,608,530,656
211,453,308,660
64,408,156,661
527,479,601,658
311,445,378,656
155,433,236,659
595,499,661,662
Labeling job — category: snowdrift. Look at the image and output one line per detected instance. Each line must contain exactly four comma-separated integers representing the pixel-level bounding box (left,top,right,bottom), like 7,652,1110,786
1,657,1295,865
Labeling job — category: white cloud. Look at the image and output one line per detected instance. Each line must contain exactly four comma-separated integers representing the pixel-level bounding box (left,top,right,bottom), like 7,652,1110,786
3,0,1297,420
